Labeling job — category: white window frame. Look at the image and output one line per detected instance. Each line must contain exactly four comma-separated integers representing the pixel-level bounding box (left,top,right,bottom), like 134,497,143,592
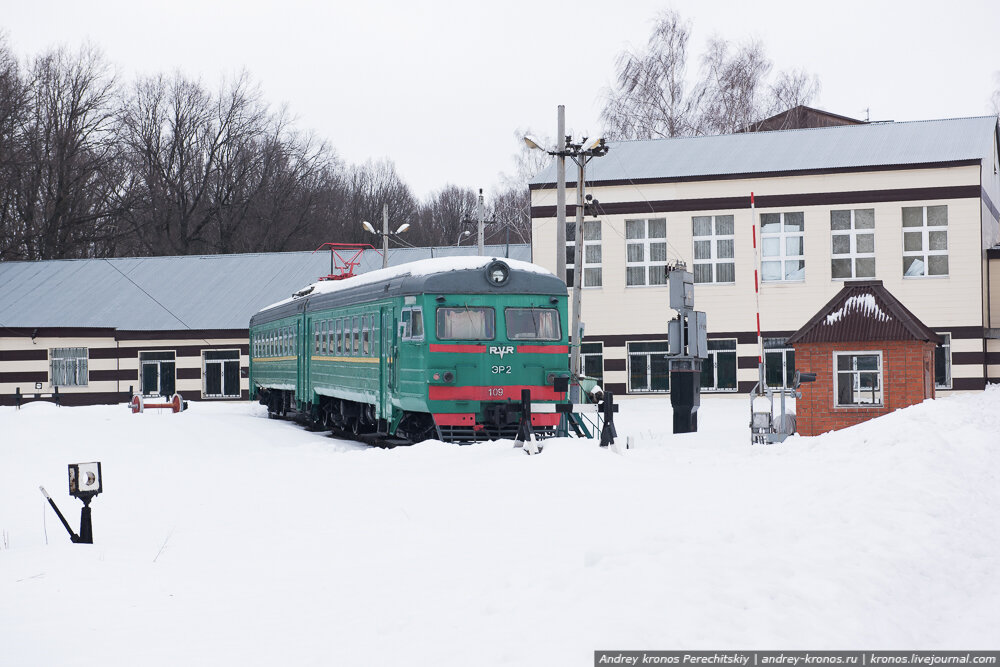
692,215,736,284
760,211,805,282
935,332,952,390
626,340,670,393
625,218,668,287
834,350,883,407
566,220,603,288
902,205,948,278
50,347,88,387
830,209,876,280
202,348,241,399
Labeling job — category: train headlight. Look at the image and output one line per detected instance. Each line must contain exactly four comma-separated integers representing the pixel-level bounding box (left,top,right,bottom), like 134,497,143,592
485,260,509,286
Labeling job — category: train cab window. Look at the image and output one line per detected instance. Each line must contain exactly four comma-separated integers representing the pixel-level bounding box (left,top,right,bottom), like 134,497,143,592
436,307,495,340
505,308,562,340
401,307,425,341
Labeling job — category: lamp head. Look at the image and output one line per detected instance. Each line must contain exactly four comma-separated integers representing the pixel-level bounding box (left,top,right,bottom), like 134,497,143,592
361,220,376,234
395,223,411,234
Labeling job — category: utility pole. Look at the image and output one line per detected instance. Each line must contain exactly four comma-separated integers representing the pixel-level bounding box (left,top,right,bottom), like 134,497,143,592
524,131,608,404
477,189,485,255
381,203,389,269
556,105,566,281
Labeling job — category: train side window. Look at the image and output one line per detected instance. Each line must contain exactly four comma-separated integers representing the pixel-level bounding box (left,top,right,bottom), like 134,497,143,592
353,316,360,355
313,323,319,354
363,317,370,355
436,307,495,340
332,320,339,355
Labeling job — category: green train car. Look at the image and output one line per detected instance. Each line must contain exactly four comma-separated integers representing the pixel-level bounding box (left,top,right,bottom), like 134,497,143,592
249,257,570,442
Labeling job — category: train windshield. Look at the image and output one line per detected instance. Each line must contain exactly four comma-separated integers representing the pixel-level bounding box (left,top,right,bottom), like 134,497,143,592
504,308,561,340
436,307,495,340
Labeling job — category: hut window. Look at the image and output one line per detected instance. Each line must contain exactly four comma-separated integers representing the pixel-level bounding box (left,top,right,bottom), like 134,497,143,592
835,352,883,407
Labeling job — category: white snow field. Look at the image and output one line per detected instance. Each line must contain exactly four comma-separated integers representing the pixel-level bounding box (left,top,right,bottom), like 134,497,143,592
2,389,998,666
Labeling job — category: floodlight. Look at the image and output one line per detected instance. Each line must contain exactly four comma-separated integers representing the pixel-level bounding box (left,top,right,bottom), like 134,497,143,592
68,462,102,499
361,220,376,234
395,223,411,234
523,136,545,151
585,137,606,151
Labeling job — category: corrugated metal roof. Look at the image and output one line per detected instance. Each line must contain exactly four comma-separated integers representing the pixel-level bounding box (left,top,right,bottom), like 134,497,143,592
0,245,532,331
529,116,999,186
787,280,941,345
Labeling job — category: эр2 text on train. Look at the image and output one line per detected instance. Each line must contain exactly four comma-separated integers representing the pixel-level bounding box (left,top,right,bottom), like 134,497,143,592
249,257,571,444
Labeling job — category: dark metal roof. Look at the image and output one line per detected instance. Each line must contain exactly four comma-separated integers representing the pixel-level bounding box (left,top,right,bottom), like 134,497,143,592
787,280,942,345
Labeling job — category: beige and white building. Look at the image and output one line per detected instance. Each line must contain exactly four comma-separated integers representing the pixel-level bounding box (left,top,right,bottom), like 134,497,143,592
529,116,1000,396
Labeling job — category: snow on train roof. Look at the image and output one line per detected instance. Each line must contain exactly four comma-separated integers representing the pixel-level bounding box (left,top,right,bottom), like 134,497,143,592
262,256,556,311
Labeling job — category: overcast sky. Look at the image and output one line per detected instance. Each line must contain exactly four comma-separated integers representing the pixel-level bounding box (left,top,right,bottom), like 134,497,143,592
3,0,998,200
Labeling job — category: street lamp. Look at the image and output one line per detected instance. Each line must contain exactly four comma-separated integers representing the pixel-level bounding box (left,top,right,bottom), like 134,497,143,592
456,230,472,246
362,203,412,269
524,133,609,404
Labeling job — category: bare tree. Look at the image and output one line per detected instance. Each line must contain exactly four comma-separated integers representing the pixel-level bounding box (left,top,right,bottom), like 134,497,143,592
0,34,29,259
602,10,696,140
600,10,820,140
991,71,1000,117
6,45,123,260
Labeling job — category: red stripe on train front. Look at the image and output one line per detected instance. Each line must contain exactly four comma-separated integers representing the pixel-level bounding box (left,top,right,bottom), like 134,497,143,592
433,413,475,426
429,344,488,353
530,413,562,427
428,385,565,401
516,345,569,354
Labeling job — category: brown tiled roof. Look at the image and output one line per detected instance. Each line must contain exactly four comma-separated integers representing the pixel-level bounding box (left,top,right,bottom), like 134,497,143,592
787,280,942,345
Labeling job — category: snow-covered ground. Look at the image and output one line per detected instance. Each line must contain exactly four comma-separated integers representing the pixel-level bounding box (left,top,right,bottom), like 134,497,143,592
2,389,998,665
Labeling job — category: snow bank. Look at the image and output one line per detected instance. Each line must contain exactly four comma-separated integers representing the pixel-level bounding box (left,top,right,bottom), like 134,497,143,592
1,389,998,665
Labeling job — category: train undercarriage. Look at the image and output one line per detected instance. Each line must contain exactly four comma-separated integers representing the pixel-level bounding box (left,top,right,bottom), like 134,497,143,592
256,387,557,446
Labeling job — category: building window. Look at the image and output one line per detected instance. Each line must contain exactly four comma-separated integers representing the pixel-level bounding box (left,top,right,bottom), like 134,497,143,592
935,333,952,389
692,215,735,284
566,220,602,287
760,211,805,281
50,347,88,386
700,339,737,391
203,349,241,399
627,341,670,393
831,209,876,279
625,218,668,286
140,350,176,397
902,205,948,277
580,342,604,385
764,338,796,390
835,351,883,407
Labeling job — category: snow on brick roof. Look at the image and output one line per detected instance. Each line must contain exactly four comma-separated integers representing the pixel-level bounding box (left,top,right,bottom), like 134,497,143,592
788,280,940,345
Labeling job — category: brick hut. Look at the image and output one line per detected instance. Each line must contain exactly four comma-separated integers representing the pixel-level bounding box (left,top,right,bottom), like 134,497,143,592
787,280,941,436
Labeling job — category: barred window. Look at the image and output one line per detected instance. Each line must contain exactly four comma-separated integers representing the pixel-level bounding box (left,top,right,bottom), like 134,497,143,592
50,348,88,386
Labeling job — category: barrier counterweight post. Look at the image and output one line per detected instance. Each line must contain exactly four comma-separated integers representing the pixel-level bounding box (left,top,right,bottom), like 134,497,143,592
599,391,617,447
78,499,93,544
